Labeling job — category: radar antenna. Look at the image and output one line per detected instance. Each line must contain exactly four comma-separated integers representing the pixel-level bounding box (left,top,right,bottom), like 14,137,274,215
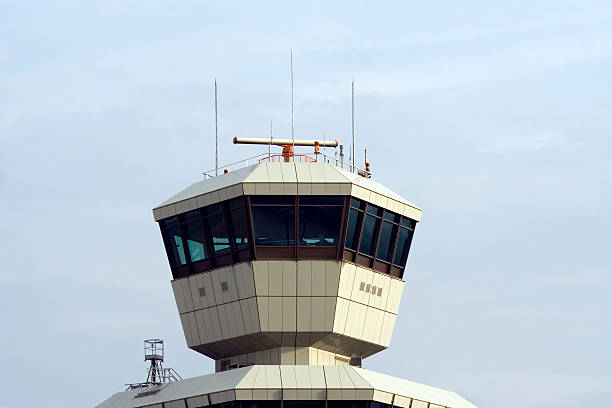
125,339,182,390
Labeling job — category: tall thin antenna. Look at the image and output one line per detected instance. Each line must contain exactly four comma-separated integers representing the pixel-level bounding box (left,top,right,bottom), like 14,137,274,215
291,50,295,152
215,78,219,176
269,120,272,160
351,79,355,172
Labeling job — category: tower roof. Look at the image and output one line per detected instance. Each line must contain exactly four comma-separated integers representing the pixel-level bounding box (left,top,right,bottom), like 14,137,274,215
153,163,421,222
96,365,476,408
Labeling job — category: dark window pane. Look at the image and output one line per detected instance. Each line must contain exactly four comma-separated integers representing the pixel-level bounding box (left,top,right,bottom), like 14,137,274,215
230,207,249,248
366,204,382,216
250,195,294,205
251,206,295,246
299,196,343,205
401,217,415,229
183,213,207,262
376,221,397,262
204,203,224,216
161,217,186,266
299,206,342,246
359,214,379,256
393,227,414,266
350,197,365,209
228,196,245,209
344,208,363,250
209,213,231,254
383,211,400,223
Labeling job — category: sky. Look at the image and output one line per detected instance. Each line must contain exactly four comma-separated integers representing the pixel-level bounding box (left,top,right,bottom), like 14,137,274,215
1,1,611,407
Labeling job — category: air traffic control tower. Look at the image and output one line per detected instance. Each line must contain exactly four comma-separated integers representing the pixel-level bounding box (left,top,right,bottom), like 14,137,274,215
96,139,478,408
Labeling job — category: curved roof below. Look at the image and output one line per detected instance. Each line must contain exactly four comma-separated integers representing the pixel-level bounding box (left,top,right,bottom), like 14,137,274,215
96,365,476,408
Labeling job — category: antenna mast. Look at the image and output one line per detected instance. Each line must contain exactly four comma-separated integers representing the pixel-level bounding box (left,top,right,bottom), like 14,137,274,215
352,80,355,172
291,50,295,152
215,78,219,176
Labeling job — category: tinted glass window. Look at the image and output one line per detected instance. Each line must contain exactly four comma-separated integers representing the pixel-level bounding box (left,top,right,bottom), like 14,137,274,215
358,214,379,256
183,211,207,262
376,221,397,262
345,208,362,250
393,227,413,266
250,195,294,205
366,204,382,216
401,217,415,229
230,207,249,248
299,206,342,246
383,211,400,223
350,197,365,209
251,205,295,246
161,217,186,266
299,196,344,205
209,213,231,254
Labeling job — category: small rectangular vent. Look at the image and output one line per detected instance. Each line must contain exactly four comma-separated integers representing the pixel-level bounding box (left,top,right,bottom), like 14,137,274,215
198,287,206,297
221,282,229,292
377,287,382,297
359,282,365,291
371,285,377,294
365,284,371,293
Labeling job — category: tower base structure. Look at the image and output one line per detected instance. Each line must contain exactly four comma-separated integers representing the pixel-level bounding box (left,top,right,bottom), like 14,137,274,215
96,365,476,408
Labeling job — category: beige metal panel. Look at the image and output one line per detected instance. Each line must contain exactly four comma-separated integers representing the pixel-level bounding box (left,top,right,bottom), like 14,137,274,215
164,401,186,408
393,395,412,408
297,182,312,195
324,366,342,389
268,389,282,400
261,348,271,364
385,279,404,313
295,163,312,183
240,297,260,334
363,307,384,344
368,272,390,310
338,183,352,195
188,275,203,310
351,267,373,305
172,279,187,314
257,296,269,331
204,306,223,342
297,261,312,296
308,347,317,364
152,207,164,221
310,297,325,332
182,278,195,312
282,261,297,296
333,297,350,333
179,313,192,346
280,163,297,182
325,261,341,296
343,363,370,389
210,266,238,304
175,197,197,214
327,389,342,400
253,261,269,296
296,389,312,400
344,301,367,339
243,162,270,183
338,262,356,299
311,260,326,296
430,404,445,408
323,164,351,183
232,300,247,337
221,183,244,202
338,366,357,400
295,347,309,365
404,204,422,221
166,204,177,217
308,163,326,182
283,182,298,195
282,297,297,331
209,390,235,405
242,183,256,195
268,297,283,331
355,390,374,400
379,312,397,347
411,400,428,408
297,297,311,332
324,182,341,195
197,190,221,208
268,262,283,296
324,297,337,331
267,163,284,183
284,389,298,400
312,390,326,401
255,182,270,195
234,389,252,400
184,312,199,347
309,365,326,388
194,309,209,343
233,262,256,299
311,183,326,195
372,390,394,404
216,304,231,339
280,347,296,365
269,183,284,195
186,395,208,408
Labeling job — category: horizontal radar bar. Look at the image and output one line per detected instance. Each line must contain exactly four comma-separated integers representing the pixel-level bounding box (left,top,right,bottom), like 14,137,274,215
233,137,338,147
